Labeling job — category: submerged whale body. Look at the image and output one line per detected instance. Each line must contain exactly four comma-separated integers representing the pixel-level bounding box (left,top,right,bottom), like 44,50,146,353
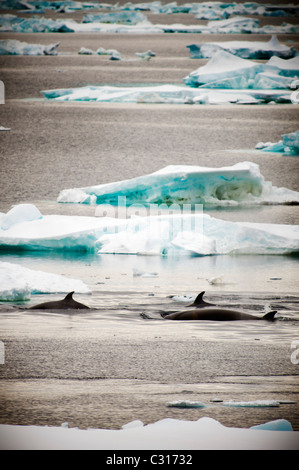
29,292,90,310
163,308,277,321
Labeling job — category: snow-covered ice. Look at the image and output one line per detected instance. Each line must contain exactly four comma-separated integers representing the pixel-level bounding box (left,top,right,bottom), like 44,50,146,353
256,131,299,156
187,36,298,60
0,39,60,55
0,417,298,450
41,83,294,105
57,163,299,207
184,52,299,89
0,261,90,301
0,202,298,256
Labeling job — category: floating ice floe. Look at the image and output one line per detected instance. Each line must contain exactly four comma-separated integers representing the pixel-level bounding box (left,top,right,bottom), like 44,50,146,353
82,11,147,25
1,1,299,19
223,400,281,408
184,52,299,89
78,46,121,60
256,131,299,156
57,162,299,207
0,38,60,55
41,83,294,105
0,201,298,256
187,35,298,60
0,261,90,301
0,417,298,450
1,13,299,34
0,1,101,11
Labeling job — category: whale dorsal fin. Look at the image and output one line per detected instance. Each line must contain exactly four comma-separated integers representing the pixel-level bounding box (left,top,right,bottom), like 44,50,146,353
263,311,277,321
64,292,75,301
192,291,205,306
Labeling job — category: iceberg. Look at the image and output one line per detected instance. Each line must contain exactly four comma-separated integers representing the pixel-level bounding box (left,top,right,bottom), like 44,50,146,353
0,1,101,11
0,261,90,301
256,131,299,156
41,84,294,105
0,417,298,450
184,52,299,90
0,38,60,55
0,204,42,231
184,51,263,88
187,36,298,60
1,12,298,34
0,203,298,256
82,11,147,25
57,162,299,207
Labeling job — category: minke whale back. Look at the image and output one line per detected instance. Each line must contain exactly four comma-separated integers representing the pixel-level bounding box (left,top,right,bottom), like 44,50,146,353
163,308,277,321
29,292,90,310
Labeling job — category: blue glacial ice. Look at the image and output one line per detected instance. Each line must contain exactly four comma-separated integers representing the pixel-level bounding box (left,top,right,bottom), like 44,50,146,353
184,52,299,90
2,1,299,19
82,11,147,25
0,261,90,301
256,131,299,156
187,35,298,60
0,1,101,11
57,162,299,207
41,83,295,105
0,38,60,55
0,203,298,256
1,12,299,34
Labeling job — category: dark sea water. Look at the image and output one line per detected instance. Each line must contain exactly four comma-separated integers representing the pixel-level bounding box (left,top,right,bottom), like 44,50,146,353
0,2,299,439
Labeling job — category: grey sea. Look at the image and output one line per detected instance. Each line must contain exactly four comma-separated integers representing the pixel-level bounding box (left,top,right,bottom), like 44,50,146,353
0,0,299,446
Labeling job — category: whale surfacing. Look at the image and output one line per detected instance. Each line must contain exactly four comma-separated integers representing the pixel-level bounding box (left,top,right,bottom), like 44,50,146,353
29,291,90,311
163,308,277,321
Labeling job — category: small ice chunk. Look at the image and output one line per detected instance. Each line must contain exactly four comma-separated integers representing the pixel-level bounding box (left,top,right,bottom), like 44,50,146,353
135,50,156,61
251,419,293,431
1,204,42,231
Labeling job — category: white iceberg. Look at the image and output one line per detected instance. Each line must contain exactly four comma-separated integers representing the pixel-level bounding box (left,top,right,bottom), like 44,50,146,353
0,39,60,55
184,52,299,89
0,203,298,256
256,131,299,156
57,162,299,207
187,36,298,60
0,417,298,450
0,261,90,301
41,83,294,105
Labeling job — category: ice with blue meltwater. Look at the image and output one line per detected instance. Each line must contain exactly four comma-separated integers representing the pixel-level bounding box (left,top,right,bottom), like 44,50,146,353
184,52,299,89
1,162,299,255
57,162,299,206
256,131,299,156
